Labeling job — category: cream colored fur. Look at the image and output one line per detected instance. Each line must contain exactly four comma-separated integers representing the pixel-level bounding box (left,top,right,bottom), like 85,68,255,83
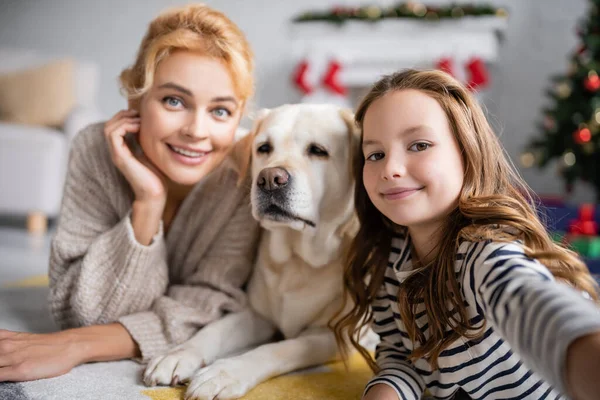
143,104,359,400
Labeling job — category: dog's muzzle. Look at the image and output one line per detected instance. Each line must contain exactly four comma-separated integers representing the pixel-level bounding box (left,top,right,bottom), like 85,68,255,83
255,167,316,228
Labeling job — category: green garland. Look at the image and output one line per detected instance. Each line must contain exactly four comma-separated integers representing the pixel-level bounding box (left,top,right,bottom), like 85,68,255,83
293,2,508,24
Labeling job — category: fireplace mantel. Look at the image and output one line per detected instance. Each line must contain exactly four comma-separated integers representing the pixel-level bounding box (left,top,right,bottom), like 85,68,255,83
289,16,508,105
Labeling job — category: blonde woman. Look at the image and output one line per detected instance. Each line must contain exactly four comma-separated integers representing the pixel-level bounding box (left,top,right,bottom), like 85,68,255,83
0,4,259,382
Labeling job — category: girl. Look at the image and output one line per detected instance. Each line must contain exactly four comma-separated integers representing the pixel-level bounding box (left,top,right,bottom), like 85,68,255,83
333,69,600,400
0,4,259,382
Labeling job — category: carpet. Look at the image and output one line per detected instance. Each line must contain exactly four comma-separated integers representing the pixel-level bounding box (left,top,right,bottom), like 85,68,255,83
0,275,374,400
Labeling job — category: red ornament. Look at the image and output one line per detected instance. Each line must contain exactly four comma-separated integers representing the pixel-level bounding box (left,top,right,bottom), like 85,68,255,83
574,127,592,144
584,74,600,91
292,60,313,95
322,60,347,96
580,203,595,221
465,57,490,91
568,204,597,236
435,57,455,77
582,220,598,235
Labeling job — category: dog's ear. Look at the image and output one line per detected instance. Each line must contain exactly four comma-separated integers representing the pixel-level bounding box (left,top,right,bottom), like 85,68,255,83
253,108,272,121
230,108,271,185
339,108,361,175
337,108,361,239
230,132,254,186
339,108,360,148
338,213,360,240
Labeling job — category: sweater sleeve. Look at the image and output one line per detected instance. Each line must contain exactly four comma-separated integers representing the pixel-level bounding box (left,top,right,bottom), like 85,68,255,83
118,189,260,362
462,240,600,395
365,286,426,400
48,125,169,329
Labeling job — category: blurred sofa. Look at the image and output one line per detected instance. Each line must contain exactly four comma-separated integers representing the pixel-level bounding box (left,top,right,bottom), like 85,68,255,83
0,49,103,232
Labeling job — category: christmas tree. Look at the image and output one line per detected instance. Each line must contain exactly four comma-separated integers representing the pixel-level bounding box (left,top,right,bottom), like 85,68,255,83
523,0,600,200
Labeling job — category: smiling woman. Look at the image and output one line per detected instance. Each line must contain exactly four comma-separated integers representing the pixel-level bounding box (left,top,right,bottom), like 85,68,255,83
131,51,242,217
0,4,260,383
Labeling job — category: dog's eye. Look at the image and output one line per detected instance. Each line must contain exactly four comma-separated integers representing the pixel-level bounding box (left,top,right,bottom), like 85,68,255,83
308,144,329,158
257,143,272,154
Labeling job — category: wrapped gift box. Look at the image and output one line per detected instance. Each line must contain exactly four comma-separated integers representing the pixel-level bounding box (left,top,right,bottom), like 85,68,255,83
539,198,600,278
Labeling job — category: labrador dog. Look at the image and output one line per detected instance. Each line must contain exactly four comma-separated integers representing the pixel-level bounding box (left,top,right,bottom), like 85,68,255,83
143,104,359,400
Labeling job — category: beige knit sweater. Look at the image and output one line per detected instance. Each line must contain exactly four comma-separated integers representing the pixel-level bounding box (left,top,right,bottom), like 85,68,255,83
48,122,260,362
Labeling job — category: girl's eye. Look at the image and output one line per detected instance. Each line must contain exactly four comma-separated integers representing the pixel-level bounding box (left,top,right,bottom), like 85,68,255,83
409,142,430,152
163,96,183,108
366,152,384,161
212,107,232,119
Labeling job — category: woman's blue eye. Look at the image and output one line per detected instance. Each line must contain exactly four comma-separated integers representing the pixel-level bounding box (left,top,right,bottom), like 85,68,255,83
212,108,231,119
409,142,430,152
366,152,384,161
164,97,182,108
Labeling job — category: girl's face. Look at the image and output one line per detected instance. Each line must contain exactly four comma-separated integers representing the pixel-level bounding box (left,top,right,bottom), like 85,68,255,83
362,89,465,233
137,50,243,187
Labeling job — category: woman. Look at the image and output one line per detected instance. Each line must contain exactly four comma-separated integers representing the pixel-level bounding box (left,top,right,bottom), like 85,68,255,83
0,4,259,382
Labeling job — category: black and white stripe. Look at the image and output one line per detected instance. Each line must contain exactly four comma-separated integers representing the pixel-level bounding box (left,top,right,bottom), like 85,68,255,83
365,235,600,399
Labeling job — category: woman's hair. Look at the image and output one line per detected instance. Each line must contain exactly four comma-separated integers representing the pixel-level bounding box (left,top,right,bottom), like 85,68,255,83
332,69,599,372
120,4,254,107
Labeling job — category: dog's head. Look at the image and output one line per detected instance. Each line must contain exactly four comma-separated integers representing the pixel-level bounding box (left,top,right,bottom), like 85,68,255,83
235,104,358,232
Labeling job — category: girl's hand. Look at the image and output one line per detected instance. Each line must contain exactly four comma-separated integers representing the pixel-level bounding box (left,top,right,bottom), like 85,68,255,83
104,109,167,206
363,384,401,400
565,331,600,400
0,330,81,382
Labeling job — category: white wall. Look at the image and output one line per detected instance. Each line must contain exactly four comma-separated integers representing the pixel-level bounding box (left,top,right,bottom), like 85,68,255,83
0,0,595,201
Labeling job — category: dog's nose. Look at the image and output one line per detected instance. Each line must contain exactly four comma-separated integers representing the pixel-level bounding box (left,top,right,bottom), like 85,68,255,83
257,167,290,192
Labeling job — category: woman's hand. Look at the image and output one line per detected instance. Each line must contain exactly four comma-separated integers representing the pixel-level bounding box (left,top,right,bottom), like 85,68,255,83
104,109,167,205
0,330,81,382
0,324,139,382
565,331,600,400
104,110,167,244
363,383,401,400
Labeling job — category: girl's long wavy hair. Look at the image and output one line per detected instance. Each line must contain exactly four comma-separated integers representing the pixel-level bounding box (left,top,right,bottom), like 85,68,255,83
331,69,599,372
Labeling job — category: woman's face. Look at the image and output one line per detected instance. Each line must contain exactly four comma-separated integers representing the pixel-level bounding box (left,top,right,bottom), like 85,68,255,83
137,50,243,187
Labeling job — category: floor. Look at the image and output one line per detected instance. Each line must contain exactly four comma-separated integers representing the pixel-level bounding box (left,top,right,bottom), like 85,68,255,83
0,221,52,286
0,219,57,334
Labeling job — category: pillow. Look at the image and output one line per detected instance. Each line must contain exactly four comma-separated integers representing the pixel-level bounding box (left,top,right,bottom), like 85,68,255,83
0,59,76,128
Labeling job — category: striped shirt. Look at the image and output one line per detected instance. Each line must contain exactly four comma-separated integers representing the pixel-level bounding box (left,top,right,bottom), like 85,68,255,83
367,233,600,399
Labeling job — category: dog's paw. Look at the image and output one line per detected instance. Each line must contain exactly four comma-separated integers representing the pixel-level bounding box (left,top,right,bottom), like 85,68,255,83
143,347,206,387
184,357,257,400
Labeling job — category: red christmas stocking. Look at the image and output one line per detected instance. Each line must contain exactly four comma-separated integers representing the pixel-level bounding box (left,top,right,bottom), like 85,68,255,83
322,60,347,96
466,57,489,91
435,57,455,77
292,60,313,95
